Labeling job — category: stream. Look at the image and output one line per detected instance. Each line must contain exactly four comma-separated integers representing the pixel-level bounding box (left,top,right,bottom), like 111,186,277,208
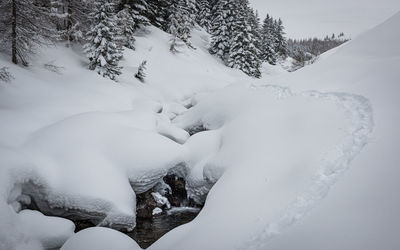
127,207,201,249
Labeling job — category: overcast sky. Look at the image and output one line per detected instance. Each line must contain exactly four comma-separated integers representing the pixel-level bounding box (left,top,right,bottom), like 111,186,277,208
249,0,400,38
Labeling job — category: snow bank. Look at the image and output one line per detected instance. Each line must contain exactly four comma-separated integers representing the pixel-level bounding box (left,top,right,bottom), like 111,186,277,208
259,11,400,250
18,210,75,249
150,83,366,250
0,25,243,249
1,10,399,250
60,227,141,250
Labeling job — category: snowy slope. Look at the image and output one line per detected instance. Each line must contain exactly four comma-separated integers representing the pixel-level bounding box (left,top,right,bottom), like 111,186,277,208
261,11,400,250
0,27,250,249
152,11,400,250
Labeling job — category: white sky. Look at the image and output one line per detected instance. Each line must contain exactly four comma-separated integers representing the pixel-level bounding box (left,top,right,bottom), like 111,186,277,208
249,0,400,39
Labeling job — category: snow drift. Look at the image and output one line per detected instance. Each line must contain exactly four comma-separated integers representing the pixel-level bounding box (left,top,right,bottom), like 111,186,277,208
1,11,400,250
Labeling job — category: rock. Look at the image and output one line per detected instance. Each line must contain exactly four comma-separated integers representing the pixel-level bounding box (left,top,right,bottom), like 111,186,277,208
163,174,188,207
151,192,171,209
136,190,157,219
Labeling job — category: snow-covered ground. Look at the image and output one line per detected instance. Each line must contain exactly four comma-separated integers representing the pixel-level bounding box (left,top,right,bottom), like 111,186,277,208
1,11,400,250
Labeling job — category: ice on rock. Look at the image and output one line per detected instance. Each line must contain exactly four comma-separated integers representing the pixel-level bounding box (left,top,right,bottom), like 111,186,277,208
151,192,171,209
153,180,172,196
152,207,163,216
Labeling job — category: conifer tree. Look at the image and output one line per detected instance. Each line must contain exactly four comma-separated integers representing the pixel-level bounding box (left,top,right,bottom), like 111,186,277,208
196,0,211,31
227,0,261,78
119,0,150,30
167,0,194,52
147,0,169,29
209,0,236,62
273,18,288,59
50,0,89,44
260,14,277,65
135,60,147,82
248,8,262,61
0,0,55,65
84,0,123,80
117,4,136,50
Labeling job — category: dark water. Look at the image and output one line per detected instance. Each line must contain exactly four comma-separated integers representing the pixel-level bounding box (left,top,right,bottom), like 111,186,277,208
126,208,200,249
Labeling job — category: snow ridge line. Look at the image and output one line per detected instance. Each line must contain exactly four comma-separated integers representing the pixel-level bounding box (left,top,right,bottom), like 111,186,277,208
242,86,374,250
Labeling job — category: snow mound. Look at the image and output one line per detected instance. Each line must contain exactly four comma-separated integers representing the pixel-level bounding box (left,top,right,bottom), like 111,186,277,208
150,83,370,250
18,210,75,249
60,227,141,250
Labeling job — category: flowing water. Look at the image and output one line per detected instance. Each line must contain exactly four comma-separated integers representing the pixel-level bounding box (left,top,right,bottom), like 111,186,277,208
127,207,201,249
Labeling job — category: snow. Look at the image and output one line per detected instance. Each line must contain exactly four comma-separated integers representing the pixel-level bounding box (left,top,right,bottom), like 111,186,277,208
257,11,400,250
150,85,367,250
18,210,75,249
152,192,171,209
1,10,400,250
0,25,248,249
152,208,163,216
60,227,141,250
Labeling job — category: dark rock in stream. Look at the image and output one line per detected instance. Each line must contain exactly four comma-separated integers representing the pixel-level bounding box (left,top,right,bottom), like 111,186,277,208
163,174,187,207
136,189,158,219
187,124,208,136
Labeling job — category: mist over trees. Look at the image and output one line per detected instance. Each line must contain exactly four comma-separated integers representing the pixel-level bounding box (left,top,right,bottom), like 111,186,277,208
287,33,349,70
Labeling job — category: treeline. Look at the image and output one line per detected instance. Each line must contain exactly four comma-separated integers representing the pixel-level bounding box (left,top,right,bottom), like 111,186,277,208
0,0,288,80
287,33,349,69
208,1,287,77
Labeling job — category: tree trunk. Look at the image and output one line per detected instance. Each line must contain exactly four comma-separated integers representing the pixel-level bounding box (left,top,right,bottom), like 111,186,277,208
11,0,17,64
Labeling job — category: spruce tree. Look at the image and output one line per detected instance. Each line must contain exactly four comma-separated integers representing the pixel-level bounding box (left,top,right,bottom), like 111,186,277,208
117,4,137,50
167,0,194,52
227,0,261,78
147,0,170,29
260,14,277,65
196,0,211,31
0,0,55,65
248,8,262,62
273,18,288,59
135,60,147,82
50,0,90,44
209,0,236,62
119,0,150,30
84,0,123,81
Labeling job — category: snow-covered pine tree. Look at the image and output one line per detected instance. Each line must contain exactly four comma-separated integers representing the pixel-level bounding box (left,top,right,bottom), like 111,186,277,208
196,0,211,31
117,4,136,50
260,14,277,65
227,0,261,78
0,67,14,82
273,18,287,59
50,0,89,44
0,0,55,65
147,0,170,29
119,0,150,30
209,0,236,62
167,0,195,53
135,60,147,82
247,8,262,62
84,0,123,81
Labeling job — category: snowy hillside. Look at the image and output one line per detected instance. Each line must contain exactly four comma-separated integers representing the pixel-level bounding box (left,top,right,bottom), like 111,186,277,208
263,11,400,250
0,5,400,250
0,26,252,249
